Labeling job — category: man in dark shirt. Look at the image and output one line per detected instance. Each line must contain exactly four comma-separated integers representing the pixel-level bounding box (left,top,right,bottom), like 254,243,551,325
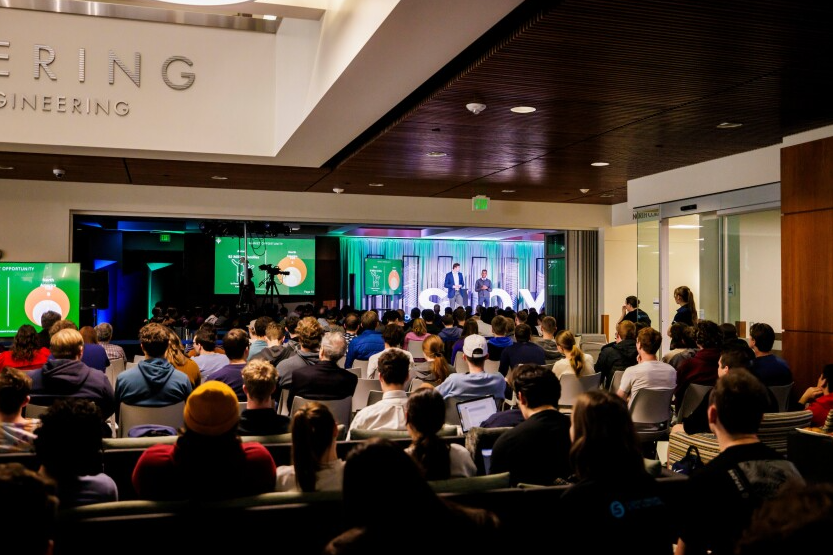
676,370,804,555
238,359,290,436
487,315,513,361
498,324,546,377
490,364,571,486
288,332,357,410
594,320,638,389
748,322,793,387
345,311,385,369
207,328,250,401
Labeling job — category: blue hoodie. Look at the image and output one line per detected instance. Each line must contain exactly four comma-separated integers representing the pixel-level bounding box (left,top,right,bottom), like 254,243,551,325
115,358,192,414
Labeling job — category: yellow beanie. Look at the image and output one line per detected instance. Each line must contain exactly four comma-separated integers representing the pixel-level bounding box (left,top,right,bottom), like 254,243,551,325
183,381,240,436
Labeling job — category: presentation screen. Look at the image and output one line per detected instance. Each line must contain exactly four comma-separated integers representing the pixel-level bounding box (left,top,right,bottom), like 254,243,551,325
364,258,403,295
214,237,316,296
0,262,81,336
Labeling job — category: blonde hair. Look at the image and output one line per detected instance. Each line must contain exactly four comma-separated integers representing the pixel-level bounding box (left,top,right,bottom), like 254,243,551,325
50,329,84,359
241,359,278,401
555,330,585,375
421,335,450,383
410,318,427,336
164,328,189,367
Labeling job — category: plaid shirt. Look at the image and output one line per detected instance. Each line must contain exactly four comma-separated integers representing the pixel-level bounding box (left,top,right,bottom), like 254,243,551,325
102,342,126,361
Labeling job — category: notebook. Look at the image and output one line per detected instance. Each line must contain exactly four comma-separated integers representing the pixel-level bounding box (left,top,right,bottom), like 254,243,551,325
456,395,498,433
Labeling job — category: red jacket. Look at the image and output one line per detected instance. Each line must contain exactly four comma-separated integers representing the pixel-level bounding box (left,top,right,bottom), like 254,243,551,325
0,348,50,371
674,348,720,412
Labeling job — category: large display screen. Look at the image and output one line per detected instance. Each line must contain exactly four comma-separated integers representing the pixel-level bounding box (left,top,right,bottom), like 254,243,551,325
364,258,403,295
214,237,316,296
0,262,81,336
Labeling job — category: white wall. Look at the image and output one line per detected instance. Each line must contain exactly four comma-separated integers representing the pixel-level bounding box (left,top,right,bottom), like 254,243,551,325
600,224,637,340
0,179,610,262
738,210,782,329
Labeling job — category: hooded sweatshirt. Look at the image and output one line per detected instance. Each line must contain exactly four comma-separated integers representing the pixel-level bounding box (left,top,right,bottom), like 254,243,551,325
115,357,192,414
29,358,116,419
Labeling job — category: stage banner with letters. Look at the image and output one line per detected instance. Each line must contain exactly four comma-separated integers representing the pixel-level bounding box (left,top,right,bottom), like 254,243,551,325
364,258,403,295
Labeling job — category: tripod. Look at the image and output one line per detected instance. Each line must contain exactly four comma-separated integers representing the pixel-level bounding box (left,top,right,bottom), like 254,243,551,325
262,274,282,309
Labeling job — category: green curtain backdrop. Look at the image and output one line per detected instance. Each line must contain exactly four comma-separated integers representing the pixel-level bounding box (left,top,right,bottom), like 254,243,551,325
340,237,544,310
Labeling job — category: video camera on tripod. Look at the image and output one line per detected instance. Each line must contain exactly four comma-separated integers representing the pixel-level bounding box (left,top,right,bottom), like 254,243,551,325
259,263,290,277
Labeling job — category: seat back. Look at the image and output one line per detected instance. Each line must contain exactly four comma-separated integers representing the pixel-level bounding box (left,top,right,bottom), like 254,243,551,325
444,396,462,426
106,358,126,389
558,373,583,408
350,359,370,379
676,383,713,421
407,340,425,362
578,372,602,391
366,390,385,406
276,388,290,416
768,383,793,412
454,354,468,374
118,402,185,438
133,354,145,364
345,366,362,379
290,396,353,427
352,378,382,413
580,343,605,365
608,370,625,393
23,403,51,419
239,401,247,414
483,359,501,375
629,388,673,427
579,333,608,345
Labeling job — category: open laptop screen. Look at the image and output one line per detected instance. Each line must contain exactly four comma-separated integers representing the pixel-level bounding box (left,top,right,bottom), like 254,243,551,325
456,395,498,433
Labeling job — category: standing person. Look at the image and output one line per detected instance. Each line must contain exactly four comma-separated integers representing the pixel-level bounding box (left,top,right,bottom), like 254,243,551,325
95,322,127,361
0,369,40,452
34,399,119,508
552,330,595,379
79,326,111,372
405,387,476,479
675,370,804,555
474,269,492,308
239,359,290,436
132,381,276,501
673,285,698,326
560,390,674,554
275,402,344,492
490,364,571,486
618,295,652,327
0,324,50,371
444,262,466,309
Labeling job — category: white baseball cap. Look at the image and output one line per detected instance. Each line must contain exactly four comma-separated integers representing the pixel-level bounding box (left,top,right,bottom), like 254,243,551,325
463,334,488,358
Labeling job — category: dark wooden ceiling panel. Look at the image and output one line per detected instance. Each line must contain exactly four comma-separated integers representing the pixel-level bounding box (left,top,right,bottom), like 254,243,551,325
0,152,130,184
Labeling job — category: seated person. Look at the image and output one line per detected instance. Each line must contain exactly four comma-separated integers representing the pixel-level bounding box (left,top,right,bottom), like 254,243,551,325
410,335,452,388
79,326,111,372
0,462,59,555
348,349,410,438
531,316,564,363
275,402,344,492
489,364,571,486
250,321,294,367
34,399,118,508
0,324,50,371
434,335,507,401
190,328,230,379
344,311,385,369
595,320,638,389
239,359,290,436
29,328,116,425
288,332,357,410
366,325,414,380
115,323,193,421
132,381,276,500
206,327,250,401
662,322,697,369
438,314,462,344
405,387,476,479
552,330,595,379
498,323,546,377
674,320,723,415
0,369,40,452
798,363,833,427
486,316,513,361
749,322,793,387
616,327,676,406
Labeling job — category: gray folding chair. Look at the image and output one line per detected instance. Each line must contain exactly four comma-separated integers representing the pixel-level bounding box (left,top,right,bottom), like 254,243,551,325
768,383,793,412
351,359,370,379
675,383,713,423
118,402,185,438
290,395,353,427
407,340,426,362
352,378,382,413
106,357,126,389
608,370,625,393
629,388,674,457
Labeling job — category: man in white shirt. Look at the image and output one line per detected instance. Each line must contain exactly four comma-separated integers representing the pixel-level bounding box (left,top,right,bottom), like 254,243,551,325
617,327,676,405
366,325,414,380
348,349,410,438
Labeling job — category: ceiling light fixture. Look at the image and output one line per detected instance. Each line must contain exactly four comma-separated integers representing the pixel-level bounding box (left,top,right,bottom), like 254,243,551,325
716,122,743,129
591,162,609,167
466,102,487,115
0,165,14,170
501,189,516,193
368,183,384,187
579,188,590,194
150,0,241,6
332,188,344,194
510,106,536,113
210,175,228,180
426,151,447,157
600,193,614,197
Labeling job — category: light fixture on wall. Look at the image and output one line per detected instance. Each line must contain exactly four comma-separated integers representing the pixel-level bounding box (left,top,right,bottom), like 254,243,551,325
466,102,487,115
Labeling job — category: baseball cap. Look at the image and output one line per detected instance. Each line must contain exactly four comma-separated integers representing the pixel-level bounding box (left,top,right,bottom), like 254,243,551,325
463,334,488,358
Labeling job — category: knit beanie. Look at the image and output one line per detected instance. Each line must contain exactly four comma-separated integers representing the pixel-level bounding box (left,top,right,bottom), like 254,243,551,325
183,381,240,436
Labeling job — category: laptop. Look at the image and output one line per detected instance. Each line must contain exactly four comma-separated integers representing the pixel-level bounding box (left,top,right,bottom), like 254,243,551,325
456,395,499,433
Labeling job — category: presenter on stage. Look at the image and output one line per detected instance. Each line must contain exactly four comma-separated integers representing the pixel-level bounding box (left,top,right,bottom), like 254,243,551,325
474,269,492,307
444,262,466,309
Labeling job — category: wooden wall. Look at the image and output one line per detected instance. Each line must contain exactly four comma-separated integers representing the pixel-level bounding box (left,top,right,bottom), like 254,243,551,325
781,136,833,392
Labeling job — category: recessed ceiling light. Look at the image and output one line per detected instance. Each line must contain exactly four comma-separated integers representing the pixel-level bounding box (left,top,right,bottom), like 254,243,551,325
210,175,228,180
263,15,277,20
591,162,609,167
599,193,614,198
152,0,241,5
579,188,590,194
510,106,536,114
426,151,447,157
669,224,703,229
0,165,14,170
501,189,516,193
716,122,743,129
368,183,384,187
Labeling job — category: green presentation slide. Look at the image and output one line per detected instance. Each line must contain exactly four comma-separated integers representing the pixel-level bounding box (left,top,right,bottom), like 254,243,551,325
0,262,81,336
214,237,316,296
364,258,403,295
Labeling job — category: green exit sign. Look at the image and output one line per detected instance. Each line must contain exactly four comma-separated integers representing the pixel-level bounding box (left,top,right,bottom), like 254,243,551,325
159,234,171,243
472,195,490,211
